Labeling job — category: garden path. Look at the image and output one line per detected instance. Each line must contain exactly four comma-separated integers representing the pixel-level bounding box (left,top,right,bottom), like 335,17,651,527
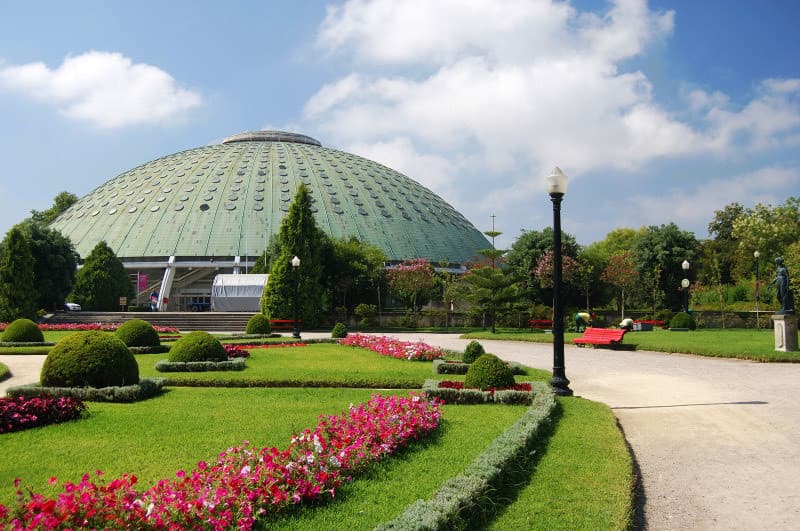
3,335,799,530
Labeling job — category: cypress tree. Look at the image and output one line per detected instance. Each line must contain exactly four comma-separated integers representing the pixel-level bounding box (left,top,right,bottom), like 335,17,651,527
0,227,38,321
260,185,328,328
70,241,134,310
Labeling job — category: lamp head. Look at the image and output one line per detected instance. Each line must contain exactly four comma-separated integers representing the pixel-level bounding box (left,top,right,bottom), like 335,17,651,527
291,255,301,268
546,167,569,196
754,250,760,259
682,260,690,271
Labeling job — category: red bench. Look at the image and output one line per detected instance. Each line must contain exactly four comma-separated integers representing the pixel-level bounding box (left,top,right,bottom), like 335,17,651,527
573,328,628,348
269,319,301,331
529,319,553,330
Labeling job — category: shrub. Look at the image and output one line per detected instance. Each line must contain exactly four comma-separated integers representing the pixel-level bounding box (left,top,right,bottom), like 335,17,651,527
245,314,272,335
1,318,44,343
41,331,139,388
331,322,348,339
168,331,227,363
655,309,674,325
670,311,696,330
354,303,378,328
462,340,485,364
464,353,515,390
115,319,160,347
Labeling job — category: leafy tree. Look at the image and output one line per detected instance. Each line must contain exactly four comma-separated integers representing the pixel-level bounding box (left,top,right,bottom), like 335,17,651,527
70,241,133,310
732,197,800,279
584,227,643,260
632,223,699,311
506,227,579,306
30,191,78,224
260,185,328,328
250,234,281,274
387,258,435,321
0,227,38,321
601,251,638,319
325,237,387,312
705,202,749,284
13,220,78,311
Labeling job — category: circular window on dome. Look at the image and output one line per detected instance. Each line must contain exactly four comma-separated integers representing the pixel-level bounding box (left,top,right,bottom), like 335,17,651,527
333,206,344,214
185,186,194,192
232,185,241,192
375,200,384,208
237,170,245,176
120,184,128,189
128,207,137,213
108,208,118,215
280,204,288,212
163,187,173,193
258,170,266,176
256,178,265,184
156,196,166,202
116,199,126,205
100,201,109,207
136,197,145,204
208,185,217,192
354,198,364,206
320,173,328,179
203,194,213,201
381,209,391,218
331,197,340,205
217,171,225,176
225,203,236,211
179,195,189,201
254,194,264,201
253,204,263,211
402,211,412,220
170,179,179,185
228,194,238,201
190,178,200,183
211,177,221,183
177,172,185,177
358,207,368,216
199,204,210,211
144,188,152,194
171,205,180,211
255,186,264,192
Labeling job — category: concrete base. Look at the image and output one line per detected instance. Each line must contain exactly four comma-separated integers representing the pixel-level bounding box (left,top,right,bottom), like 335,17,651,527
771,314,798,352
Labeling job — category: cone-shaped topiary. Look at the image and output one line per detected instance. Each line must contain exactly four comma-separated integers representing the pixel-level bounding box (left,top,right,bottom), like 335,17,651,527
115,319,160,347
41,331,139,387
331,322,348,338
464,353,515,390
462,340,485,364
2,318,44,343
168,331,227,362
246,314,271,335
669,311,696,330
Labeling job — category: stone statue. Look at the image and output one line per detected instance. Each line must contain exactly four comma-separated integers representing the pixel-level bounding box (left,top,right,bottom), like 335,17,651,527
771,257,795,314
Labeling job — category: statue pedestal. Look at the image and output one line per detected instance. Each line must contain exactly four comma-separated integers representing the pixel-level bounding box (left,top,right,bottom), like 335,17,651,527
771,314,798,352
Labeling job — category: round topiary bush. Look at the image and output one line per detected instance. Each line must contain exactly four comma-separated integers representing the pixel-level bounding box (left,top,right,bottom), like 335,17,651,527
1,318,44,343
462,340,485,364
331,322,348,338
464,353,515,390
246,314,271,335
168,331,227,362
669,312,696,330
115,319,160,347
41,331,139,388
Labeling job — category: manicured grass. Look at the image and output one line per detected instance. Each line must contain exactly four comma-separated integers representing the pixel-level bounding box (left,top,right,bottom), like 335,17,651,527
490,397,633,530
137,343,482,388
463,328,800,362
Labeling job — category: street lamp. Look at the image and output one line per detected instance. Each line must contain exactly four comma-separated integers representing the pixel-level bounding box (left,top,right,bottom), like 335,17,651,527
546,167,572,396
291,255,301,339
681,260,690,313
754,250,760,329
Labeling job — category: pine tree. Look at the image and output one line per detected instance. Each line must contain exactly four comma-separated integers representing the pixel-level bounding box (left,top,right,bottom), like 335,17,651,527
0,227,38,321
260,185,328,328
70,241,133,310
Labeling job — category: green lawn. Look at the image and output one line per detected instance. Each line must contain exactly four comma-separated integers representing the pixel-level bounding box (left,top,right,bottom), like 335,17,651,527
463,327,799,362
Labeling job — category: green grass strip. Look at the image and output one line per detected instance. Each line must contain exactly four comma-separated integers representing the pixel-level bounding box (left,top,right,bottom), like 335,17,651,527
489,397,634,530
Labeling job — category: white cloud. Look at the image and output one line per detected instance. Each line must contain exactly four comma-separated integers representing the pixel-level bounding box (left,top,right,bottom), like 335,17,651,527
0,51,202,129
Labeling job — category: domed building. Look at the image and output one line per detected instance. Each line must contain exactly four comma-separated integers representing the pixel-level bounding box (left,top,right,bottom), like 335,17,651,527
51,131,490,311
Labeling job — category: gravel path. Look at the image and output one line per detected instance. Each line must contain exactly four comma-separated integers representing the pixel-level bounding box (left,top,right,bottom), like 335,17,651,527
2,334,799,530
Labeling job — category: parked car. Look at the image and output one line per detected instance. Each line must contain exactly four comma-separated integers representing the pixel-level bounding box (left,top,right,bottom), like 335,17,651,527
64,302,81,311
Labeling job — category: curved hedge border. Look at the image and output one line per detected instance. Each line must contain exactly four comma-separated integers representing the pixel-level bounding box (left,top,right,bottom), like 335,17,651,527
422,379,535,405
0,342,55,347
155,358,246,372
432,360,526,375
128,345,170,354
5,377,166,403
377,382,555,530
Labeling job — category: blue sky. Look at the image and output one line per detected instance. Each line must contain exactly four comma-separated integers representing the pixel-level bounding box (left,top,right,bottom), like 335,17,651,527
1,0,798,250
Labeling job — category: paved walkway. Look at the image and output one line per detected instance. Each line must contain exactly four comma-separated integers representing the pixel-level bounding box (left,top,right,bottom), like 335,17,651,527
3,334,799,530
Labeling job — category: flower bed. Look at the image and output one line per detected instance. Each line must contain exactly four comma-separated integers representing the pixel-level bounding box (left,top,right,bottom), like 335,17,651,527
432,359,526,376
0,395,86,434
339,334,444,361
223,344,251,358
1,394,441,529
0,323,180,333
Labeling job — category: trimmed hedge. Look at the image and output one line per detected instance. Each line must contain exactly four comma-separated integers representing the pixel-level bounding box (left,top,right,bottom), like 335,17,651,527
6,378,166,403
670,311,697,330
41,331,139,388
168,331,227,362
432,360,525,376
422,379,535,405
464,353,515,390
155,358,246,372
0,342,54,347
462,340,485,364
115,319,160,347
377,382,555,530
245,314,272,335
331,322,348,338
1,318,44,343
128,345,170,354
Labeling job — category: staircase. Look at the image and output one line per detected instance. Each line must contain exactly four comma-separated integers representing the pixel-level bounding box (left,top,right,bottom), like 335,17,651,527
43,311,253,333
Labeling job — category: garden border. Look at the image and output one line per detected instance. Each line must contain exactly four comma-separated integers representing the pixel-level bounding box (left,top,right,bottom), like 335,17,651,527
5,377,166,403
155,358,246,372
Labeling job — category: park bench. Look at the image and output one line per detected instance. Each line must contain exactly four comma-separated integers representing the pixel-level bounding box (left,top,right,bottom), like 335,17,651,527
269,319,301,331
573,328,631,349
529,319,553,330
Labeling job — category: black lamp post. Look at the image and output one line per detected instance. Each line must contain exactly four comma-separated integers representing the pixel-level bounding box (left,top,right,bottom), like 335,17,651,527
681,260,690,313
547,167,573,397
754,250,760,329
291,255,301,339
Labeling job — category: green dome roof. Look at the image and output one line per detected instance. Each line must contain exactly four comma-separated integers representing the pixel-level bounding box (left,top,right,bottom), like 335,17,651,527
51,131,489,263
